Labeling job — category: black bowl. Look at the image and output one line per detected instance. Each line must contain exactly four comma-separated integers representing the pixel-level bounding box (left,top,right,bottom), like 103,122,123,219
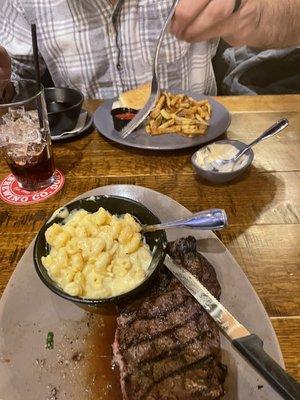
45,87,84,135
33,195,167,312
111,107,138,131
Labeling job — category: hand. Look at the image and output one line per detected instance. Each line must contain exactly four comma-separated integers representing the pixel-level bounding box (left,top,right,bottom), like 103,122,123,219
0,46,11,80
170,0,264,47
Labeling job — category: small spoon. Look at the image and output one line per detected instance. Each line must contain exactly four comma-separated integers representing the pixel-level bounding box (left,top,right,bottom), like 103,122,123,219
142,209,227,233
211,118,289,171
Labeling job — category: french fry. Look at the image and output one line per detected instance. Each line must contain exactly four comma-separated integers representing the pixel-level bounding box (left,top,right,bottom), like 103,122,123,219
175,116,194,125
170,96,179,107
158,119,175,132
164,91,172,109
195,100,209,106
155,114,163,125
158,125,182,134
179,102,190,108
205,102,211,115
181,125,198,134
150,95,166,119
146,92,212,137
150,125,181,136
160,109,172,120
149,119,156,131
181,125,207,136
195,113,209,126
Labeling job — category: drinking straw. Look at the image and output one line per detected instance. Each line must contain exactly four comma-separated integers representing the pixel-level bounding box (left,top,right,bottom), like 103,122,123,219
31,24,42,91
30,24,43,127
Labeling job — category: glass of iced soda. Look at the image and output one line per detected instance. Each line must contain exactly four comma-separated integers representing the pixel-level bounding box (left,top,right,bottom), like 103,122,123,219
0,79,55,191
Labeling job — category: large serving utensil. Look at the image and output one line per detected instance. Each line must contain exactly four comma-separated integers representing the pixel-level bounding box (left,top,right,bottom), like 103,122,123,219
142,209,227,232
120,0,180,139
164,255,300,400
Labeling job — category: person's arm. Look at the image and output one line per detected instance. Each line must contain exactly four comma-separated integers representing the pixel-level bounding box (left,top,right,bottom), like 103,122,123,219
170,0,300,49
0,0,45,81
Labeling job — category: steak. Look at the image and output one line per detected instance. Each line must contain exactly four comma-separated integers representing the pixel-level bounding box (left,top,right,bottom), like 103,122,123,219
113,236,227,400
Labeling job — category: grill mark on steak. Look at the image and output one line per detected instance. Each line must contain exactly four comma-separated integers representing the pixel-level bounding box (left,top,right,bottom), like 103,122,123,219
118,298,200,351
113,236,227,400
123,310,218,370
139,332,218,382
117,308,200,353
122,295,188,326
123,356,215,400
137,332,205,367
125,322,220,396
144,360,227,400
140,356,217,400
128,322,205,368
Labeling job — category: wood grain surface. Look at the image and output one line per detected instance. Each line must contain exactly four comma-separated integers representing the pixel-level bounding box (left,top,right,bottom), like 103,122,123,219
0,95,299,382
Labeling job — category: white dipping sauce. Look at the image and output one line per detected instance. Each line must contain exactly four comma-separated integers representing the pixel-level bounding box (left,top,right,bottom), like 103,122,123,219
195,143,249,173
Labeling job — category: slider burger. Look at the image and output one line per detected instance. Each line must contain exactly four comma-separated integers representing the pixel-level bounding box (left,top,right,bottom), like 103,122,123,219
111,83,151,131
112,83,151,110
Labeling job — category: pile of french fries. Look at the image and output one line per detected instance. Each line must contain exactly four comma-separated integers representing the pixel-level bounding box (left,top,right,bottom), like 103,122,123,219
145,91,212,137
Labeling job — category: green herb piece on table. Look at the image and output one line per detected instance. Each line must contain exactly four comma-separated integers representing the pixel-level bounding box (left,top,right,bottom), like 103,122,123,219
46,331,54,349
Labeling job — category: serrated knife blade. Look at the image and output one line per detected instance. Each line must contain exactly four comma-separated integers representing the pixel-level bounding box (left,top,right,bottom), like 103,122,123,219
164,254,249,341
164,255,300,400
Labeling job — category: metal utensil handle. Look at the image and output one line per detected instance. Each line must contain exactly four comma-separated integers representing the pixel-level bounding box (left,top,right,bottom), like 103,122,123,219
235,119,289,161
144,209,227,232
152,0,180,77
120,0,179,138
233,334,300,400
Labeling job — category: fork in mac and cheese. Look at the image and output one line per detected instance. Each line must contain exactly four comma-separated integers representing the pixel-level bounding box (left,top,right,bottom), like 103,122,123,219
41,207,152,298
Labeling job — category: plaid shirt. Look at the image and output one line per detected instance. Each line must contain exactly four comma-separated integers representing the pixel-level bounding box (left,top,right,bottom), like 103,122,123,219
0,0,218,99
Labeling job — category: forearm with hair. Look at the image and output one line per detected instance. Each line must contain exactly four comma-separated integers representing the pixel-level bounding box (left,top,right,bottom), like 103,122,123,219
254,0,300,48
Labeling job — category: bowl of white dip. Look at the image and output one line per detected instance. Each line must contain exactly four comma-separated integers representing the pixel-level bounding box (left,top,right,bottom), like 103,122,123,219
191,140,254,183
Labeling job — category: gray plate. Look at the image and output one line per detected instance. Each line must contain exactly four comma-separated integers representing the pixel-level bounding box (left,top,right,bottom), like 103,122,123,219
93,92,231,150
0,185,284,400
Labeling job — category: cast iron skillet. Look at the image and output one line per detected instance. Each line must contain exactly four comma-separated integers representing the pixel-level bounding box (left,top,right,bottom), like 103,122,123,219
45,87,84,135
33,195,167,311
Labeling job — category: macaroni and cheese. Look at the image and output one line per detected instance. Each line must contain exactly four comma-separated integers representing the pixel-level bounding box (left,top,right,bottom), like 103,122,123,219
42,207,152,299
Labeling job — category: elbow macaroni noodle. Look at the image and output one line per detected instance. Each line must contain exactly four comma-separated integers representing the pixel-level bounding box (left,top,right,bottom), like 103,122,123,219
42,207,152,298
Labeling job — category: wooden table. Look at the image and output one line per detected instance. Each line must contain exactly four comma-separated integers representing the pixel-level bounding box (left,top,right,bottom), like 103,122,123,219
0,95,299,381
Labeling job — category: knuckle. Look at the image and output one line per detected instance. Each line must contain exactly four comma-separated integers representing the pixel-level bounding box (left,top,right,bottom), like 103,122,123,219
181,31,196,43
207,1,234,24
175,1,194,19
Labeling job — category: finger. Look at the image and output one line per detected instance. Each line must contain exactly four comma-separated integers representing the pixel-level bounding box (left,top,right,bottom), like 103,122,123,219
169,0,210,37
173,0,235,42
183,9,240,43
196,1,259,47
0,47,11,80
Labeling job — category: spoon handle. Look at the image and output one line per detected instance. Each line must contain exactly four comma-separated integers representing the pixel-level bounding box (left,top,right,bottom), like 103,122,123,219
143,209,228,233
235,118,289,161
248,118,289,148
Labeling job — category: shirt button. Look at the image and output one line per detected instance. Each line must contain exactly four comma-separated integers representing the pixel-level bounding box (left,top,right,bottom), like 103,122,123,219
117,63,121,70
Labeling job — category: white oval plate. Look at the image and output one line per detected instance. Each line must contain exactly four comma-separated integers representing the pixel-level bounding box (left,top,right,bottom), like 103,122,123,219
0,185,284,399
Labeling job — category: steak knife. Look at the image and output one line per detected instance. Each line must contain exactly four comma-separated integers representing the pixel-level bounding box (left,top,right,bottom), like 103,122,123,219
164,255,300,400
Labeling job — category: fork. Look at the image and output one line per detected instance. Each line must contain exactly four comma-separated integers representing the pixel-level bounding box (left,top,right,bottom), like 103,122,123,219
120,0,180,139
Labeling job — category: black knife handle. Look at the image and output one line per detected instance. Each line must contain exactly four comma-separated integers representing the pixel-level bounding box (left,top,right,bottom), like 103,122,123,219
233,334,300,400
